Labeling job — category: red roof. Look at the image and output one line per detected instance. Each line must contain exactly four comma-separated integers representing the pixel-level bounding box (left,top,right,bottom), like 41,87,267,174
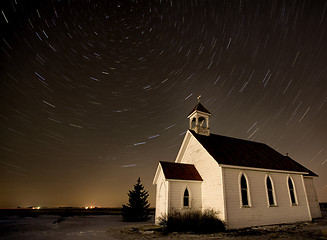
160,161,203,181
190,130,317,177
189,102,211,116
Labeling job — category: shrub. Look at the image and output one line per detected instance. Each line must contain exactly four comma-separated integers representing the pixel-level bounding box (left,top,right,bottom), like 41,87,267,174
159,209,225,233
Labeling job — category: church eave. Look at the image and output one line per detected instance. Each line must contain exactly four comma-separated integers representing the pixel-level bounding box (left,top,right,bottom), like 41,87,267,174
166,178,203,182
219,164,311,176
187,110,211,119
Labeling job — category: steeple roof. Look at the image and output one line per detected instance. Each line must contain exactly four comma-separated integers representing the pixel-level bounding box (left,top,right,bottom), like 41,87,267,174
188,102,211,116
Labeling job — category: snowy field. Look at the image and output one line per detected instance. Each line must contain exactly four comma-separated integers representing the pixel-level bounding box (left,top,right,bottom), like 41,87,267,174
1,215,327,240
0,215,154,240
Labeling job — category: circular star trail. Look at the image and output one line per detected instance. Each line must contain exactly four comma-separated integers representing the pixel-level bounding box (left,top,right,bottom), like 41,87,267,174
0,0,326,207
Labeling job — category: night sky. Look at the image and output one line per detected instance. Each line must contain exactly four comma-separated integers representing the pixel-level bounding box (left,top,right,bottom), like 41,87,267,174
0,0,326,208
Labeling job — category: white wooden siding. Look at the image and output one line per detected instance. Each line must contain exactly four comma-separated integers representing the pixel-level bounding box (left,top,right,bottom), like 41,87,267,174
303,177,322,218
168,180,202,212
176,133,225,220
223,167,312,229
154,171,168,224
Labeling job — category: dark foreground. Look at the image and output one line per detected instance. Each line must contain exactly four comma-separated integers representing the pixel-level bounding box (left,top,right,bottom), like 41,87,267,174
119,217,327,240
0,215,326,240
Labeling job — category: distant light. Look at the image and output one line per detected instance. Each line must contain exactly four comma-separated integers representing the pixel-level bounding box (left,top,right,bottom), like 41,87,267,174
85,206,96,209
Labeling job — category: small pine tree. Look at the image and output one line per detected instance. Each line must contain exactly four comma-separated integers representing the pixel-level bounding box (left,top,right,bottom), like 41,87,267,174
122,178,150,222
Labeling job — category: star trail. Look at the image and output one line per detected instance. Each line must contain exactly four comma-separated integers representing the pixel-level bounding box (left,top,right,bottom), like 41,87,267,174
0,0,326,208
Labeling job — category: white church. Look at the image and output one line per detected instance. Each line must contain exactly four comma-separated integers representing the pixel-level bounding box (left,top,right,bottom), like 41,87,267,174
153,98,321,229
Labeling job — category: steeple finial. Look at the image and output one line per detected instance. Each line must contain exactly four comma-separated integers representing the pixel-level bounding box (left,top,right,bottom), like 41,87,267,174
197,95,202,103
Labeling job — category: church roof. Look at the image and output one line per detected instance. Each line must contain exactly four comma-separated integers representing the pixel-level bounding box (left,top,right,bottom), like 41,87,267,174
189,130,317,177
188,102,211,116
159,161,203,181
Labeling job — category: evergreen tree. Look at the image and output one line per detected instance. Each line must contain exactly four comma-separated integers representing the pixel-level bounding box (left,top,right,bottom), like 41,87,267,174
122,178,150,221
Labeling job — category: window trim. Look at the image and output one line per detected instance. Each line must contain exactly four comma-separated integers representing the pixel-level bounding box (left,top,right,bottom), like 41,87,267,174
239,172,251,208
265,174,277,207
287,175,298,206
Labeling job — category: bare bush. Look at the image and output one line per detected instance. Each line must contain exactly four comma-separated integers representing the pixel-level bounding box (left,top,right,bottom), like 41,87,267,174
159,209,225,233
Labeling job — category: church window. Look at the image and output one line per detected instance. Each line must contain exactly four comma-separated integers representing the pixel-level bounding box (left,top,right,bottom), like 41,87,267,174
183,188,189,207
240,174,249,206
288,177,297,205
266,176,275,206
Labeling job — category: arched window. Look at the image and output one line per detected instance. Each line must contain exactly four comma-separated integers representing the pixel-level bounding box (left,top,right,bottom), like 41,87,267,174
183,188,189,207
288,177,297,205
240,174,249,206
266,176,275,206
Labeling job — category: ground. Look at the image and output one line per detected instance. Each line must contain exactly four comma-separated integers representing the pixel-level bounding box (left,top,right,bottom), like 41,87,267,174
0,215,326,240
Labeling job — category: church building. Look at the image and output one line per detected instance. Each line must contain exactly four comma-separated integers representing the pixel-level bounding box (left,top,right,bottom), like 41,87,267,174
153,98,321,229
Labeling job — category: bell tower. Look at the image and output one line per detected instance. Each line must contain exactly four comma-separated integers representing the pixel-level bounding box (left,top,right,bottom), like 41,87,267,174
187,95,211,136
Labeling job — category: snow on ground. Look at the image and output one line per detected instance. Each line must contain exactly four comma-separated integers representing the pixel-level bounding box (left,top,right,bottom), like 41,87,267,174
1,215,327,240
0,215,154,240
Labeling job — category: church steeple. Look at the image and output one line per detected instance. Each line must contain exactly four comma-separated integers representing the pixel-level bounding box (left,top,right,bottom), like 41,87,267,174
187,96,211,136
